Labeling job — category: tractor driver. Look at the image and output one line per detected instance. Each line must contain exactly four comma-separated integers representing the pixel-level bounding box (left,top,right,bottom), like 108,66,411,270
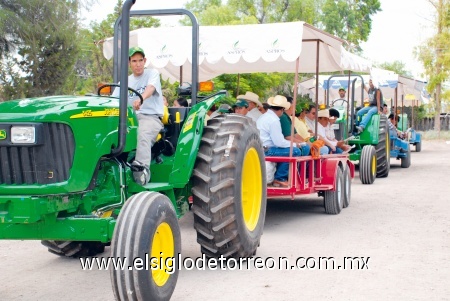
112,46,164,185
333,87,347,107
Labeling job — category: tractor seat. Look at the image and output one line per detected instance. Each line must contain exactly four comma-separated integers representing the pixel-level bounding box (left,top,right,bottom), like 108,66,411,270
161,106,173,125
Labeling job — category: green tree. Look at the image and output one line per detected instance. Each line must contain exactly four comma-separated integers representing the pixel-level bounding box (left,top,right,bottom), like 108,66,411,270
415,0,450,131
76,0,161,95
320,0,381,51
0,0,80,99
378,61,413,78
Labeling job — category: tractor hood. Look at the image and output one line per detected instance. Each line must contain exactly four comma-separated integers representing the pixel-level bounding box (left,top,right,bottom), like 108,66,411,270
0,95,120,121
0,95,138,195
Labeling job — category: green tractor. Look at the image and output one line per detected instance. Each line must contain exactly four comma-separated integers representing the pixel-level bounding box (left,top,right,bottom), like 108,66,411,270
0,1,267,300
327,75,390,184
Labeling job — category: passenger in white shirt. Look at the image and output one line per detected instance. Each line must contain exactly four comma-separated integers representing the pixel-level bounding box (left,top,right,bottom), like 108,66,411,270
236,91,262,123
257,95,304,187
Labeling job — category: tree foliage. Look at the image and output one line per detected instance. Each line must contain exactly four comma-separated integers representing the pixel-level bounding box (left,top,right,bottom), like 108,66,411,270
415,0,450,129
378,61,413,78
320,0,381,51
76,0,161,95
0,0,80,100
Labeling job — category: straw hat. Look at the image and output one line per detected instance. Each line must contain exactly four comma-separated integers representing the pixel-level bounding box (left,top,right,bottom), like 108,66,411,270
236,91,262,107
267,95,291,110
317,109,330,118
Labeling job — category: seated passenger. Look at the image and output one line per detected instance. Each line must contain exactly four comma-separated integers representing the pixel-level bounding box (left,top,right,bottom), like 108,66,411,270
259,102,270,114
388,113,406,139
317,109,343,154
233,99,250,117
327,108,350,153
236,91,262,122
286,98,328,155
173,97,189,107
256,95,303,187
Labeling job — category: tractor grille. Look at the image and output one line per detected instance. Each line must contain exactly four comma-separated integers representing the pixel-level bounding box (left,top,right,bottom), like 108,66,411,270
0,123,75,185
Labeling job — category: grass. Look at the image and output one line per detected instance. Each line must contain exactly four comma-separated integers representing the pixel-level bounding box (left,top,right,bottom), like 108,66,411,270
419,130,450,140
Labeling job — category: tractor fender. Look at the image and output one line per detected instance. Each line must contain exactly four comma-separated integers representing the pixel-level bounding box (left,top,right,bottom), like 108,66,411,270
169,97,218,187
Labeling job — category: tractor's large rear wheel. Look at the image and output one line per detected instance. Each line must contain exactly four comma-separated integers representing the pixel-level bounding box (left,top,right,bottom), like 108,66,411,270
401,147,411,168
110,192,181,301
324,166,344,215
359,145,376,184
376,115,390,178
192,114,267,258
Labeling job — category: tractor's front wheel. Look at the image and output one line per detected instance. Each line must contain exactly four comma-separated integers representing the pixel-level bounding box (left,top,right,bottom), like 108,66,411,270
110,192,181,301
415,141,422,152
359,145,376,184
192,114,267,258
401,147,411,168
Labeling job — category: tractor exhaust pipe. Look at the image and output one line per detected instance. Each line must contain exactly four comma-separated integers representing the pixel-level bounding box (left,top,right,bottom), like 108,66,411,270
111,0,135,157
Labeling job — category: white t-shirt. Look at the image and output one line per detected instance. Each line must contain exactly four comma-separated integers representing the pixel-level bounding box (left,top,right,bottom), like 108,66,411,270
317,122,336,147
246,107,262,123
112,68,163,117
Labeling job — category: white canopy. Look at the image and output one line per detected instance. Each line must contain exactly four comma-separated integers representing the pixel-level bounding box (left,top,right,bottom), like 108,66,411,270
103,22,369,82
298,72,429,106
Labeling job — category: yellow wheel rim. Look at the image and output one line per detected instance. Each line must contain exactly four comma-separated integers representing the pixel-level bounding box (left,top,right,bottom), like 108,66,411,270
386,133,390,155
241,147,262,231
371,155,376,176
151,222,174,287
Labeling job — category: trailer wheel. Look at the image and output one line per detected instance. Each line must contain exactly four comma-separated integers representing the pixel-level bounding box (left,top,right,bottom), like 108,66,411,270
359,145,376,184
324,166,344,214
111,192,180,301
376,116,390,178
415,141,422,152
342,165,351,208
192,114,267,258
41,240,106,257
401,147,411,168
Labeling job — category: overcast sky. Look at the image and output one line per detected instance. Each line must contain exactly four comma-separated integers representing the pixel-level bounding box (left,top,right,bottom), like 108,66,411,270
86,0,435,80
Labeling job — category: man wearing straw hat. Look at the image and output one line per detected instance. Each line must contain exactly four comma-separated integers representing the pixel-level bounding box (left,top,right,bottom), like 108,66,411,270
236,91,262,122
256,95,304,187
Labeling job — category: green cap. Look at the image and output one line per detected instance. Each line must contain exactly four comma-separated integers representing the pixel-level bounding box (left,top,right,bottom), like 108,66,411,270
129,46,145,58
338,87,346,92
233,99,249,108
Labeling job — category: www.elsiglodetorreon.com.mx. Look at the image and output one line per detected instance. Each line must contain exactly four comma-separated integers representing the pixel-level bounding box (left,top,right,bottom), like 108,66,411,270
80,254,371,273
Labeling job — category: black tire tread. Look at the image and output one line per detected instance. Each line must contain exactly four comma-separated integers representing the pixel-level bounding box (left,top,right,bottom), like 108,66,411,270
110,191,180,301
360,145,376,184
376,115,390,178
324,167,344,214
41,240,105,258
192,114,267,258
343,165,351,208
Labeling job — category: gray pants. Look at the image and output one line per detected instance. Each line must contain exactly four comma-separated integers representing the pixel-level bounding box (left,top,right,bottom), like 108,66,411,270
136,114,163,167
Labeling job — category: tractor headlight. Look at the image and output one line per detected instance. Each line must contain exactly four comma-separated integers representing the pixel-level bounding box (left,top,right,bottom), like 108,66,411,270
11,126,36,144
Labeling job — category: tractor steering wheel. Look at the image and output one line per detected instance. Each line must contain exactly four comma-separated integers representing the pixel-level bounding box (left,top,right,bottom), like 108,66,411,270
97,83,144,105
331,98,349,107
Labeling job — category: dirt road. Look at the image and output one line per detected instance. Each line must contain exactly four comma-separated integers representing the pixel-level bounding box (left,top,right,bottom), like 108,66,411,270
1,140,449,300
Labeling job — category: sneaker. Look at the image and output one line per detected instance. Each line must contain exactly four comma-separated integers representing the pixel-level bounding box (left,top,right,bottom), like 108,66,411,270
131,161,150,185
356,126,364,134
